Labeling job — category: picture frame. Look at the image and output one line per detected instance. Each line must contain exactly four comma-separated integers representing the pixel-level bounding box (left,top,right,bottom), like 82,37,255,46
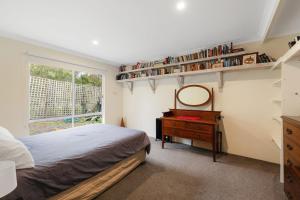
242,52,258,65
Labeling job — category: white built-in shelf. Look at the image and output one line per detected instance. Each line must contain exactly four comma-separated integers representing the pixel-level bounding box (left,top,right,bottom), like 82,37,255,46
272,79,281,87
272,116,282,124
272,135,282,149
117,51,246,75
117,62,274,83
271,59,282,71
272,98,282,103
271,41,300,70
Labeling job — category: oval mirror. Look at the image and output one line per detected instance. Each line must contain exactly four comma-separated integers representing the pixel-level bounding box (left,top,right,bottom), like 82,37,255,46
176,85,211,107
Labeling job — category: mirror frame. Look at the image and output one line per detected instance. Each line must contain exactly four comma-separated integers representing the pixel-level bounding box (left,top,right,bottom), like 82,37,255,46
176,84,212,107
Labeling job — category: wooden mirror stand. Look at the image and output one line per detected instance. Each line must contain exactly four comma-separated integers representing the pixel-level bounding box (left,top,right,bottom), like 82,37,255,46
161,84,221,162
174,84,214,111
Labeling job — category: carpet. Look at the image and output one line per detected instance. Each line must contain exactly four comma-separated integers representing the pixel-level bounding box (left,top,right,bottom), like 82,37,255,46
96,138,285,200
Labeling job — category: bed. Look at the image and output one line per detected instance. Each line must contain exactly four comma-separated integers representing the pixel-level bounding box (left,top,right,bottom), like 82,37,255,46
3,124,151,200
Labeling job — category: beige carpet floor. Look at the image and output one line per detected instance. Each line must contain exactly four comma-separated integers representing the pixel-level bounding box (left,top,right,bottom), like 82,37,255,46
96,138,285,200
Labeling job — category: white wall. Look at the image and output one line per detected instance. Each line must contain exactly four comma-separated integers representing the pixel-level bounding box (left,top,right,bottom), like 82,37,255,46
123,70,281,163
0,33,298,164
0,36,123,137
123,34,299,164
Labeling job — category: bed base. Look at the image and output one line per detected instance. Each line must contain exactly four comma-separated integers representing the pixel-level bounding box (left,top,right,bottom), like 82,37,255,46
49,149,146,200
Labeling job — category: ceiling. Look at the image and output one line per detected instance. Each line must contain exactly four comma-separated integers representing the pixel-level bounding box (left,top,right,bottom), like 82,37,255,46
0,0,299,65
269,0,300,37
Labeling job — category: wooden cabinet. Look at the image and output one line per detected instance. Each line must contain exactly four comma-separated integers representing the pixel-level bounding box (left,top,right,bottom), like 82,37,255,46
282,116,300,200
161,109,221,162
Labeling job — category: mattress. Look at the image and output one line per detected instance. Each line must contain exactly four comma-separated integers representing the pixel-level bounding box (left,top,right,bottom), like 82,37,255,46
50,149,146,200
3,124,150,200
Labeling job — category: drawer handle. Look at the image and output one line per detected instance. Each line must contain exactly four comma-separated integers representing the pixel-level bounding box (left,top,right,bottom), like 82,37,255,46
287,175,293,183
286,192,293,200
287,159,293,166
286,128,293,135
287,144,293,151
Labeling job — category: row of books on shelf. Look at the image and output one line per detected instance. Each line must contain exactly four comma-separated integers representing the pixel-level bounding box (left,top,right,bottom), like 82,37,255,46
163,44,244,65
119,42,244,72
258,53,275,63
116,56,244,80
119,60,161,72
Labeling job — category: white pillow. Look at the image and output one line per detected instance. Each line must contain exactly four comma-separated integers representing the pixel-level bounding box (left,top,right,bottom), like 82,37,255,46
0,139,35,169
0,126,15,140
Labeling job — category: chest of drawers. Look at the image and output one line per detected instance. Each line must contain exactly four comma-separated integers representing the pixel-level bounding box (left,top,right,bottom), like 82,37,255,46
282,116,300,200
161,109,221,162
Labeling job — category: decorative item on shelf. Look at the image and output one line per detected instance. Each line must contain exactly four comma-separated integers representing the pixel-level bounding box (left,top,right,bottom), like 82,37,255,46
153,59,164,67
119,65,126,72
212,59,224,68
242,53,258,65
288,36,300,48
231,48,244,53
173,68,181,73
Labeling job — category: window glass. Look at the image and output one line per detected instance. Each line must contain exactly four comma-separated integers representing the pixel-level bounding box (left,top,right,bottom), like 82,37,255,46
29,64,103,135
75,71,102,115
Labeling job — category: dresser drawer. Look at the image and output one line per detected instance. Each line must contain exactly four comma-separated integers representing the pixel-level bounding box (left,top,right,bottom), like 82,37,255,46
284,122,300,146
284,167,300,199
163,120,212,133
285,183,300,200
163,120,186,128
284,152,300,178
284,137,300,160
174,129,212,142
185,123,212,132
163,127,175,135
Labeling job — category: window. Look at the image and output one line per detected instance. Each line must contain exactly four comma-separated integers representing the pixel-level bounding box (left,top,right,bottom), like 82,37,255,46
29,64,103,135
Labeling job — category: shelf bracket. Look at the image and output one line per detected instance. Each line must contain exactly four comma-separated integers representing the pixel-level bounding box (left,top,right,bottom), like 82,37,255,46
148,79,156,93
126,81,133,94
177,76,185,88
216,72,223,90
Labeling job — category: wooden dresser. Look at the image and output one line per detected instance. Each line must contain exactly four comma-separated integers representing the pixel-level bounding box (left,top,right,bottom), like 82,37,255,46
282,116,300,199
162,109,221,162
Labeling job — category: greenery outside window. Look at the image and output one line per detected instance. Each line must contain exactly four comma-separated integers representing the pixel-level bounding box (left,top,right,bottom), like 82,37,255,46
29,64,103,135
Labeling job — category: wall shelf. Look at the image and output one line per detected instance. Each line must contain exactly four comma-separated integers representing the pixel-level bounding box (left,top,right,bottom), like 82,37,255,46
117,63,274,83
119,63,274,92
272,98,282,103
269,42,300,183
271,41,300,71
272,79,281,87
117,51,246,75
272,135,282,149
272,116,282,124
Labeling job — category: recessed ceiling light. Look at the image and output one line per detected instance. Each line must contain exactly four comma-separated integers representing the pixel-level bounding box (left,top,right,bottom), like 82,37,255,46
176,1,186,11
92,40,99,45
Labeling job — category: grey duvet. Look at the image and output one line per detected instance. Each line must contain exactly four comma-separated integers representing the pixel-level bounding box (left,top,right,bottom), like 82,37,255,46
3,124,150,200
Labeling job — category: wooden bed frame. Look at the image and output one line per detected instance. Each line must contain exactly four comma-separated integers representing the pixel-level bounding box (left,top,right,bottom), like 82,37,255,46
50,149,146,200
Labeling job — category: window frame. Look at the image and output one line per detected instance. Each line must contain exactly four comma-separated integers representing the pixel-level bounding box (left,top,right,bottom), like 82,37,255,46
27,61,105,131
